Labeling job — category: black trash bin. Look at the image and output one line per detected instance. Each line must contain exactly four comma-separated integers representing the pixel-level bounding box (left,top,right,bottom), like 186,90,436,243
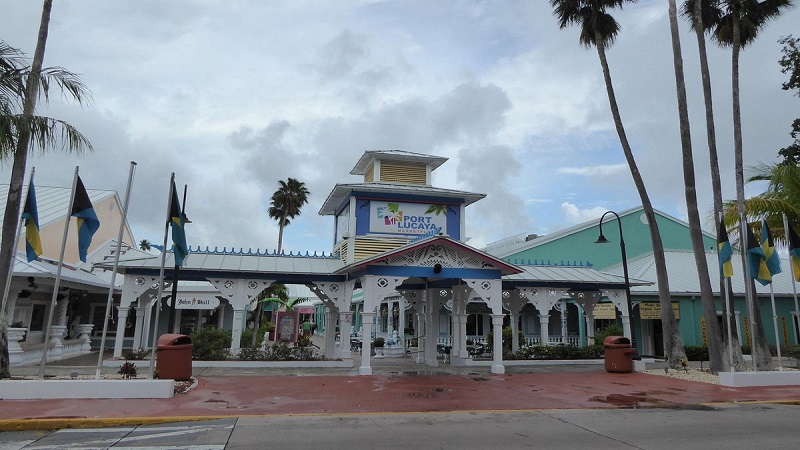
156,333,193,380
603,335,636,373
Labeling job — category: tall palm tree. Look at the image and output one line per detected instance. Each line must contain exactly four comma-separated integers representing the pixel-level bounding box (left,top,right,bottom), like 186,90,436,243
550,0,686,366
0,0,93,379
703,0,794,370
668,0,727,373
682,0,746,371
268,178,309,253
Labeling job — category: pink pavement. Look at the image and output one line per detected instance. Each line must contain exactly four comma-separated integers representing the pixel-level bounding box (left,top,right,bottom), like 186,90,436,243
2,371,800,424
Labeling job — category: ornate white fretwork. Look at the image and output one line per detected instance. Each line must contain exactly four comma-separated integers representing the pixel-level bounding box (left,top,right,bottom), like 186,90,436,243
381,244,493,270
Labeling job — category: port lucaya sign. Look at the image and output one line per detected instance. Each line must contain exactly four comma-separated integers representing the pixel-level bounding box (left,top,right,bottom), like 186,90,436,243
370,201,447,236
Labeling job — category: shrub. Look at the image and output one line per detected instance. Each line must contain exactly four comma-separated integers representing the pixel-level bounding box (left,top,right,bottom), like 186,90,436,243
190,327,232,361
118,361,137,379
240,322,274,349
122,347,150,360
684,345,709,361
373,337,385,348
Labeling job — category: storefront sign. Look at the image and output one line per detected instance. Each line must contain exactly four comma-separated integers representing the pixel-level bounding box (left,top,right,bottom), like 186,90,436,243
592,303,617,319
638,302,680,320
369,201,447,236
175,296,220,310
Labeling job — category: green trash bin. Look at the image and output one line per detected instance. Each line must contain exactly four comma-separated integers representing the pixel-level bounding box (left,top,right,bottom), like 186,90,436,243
603,336,636,373
156,333,193,380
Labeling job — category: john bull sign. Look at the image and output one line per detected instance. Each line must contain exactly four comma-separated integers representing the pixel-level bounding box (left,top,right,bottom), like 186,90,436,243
370,201,447,236
174,296,220,310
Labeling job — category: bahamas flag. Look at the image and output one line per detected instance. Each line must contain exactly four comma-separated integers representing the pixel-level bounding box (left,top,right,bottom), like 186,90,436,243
761,219,781,278
717,219,733,278
71,176,100,262
169,180,188,267
21,179,43,261
788,222,800,282
746,224,771,286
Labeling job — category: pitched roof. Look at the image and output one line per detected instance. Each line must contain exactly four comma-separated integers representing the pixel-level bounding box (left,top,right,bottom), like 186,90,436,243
334,234,523,276
350,150,448,175
604,249,799,296
319,182,486,215
0,184,116,231
483,206,715,258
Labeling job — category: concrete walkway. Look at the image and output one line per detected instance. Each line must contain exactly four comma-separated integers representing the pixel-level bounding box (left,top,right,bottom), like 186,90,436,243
3,349,800,431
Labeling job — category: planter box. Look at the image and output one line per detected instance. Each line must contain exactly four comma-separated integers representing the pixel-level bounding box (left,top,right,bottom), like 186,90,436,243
719,371,800,387
0,379,175,400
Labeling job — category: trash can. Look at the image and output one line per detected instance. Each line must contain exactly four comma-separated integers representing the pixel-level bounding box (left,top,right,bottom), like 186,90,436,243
603,335,636,373
156,333,193,380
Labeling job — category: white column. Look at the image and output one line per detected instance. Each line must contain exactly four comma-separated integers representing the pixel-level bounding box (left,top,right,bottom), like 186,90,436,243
339,309,352,360
585,312,596,345
539,314,550,345
490,314,505,374
415,306,425,364
425,292,438,366
510,311,520,352
113,306,130,358
458,313,469,359
621,314,632,341
56,297,69,326
230,309,246,351
359,312,375,375
325,307,338,359
132,303,146,349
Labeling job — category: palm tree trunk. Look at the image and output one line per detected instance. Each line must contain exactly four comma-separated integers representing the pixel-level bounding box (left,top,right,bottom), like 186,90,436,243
731,16,772,371
277,219,285,253
595,32,685,367
668,0,725,373
0,0,53,379
692,0,744,371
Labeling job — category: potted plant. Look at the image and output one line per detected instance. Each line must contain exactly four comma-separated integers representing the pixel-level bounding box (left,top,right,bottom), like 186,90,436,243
373,337,385,357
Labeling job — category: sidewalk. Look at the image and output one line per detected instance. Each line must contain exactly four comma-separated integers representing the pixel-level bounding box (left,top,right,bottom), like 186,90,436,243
3,349,800,431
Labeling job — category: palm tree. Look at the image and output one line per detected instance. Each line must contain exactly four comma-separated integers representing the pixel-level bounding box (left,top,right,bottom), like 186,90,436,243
0,0,93,379
668,0,726,373
702,0,794,370
139,239,152,251
268,178,309,253
250,283,289,348
682,0,746,371
550,0,686,367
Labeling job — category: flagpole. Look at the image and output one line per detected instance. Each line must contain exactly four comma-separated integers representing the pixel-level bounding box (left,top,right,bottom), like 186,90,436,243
38,167,80,380
740,217,758,371
723,277,734,372
769,282,783,369
783,213,800,353
95,161,137,379
148,173,176,379
1,168,34,318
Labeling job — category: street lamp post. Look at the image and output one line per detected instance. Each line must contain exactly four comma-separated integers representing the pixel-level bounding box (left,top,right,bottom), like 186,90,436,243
595,211,634,339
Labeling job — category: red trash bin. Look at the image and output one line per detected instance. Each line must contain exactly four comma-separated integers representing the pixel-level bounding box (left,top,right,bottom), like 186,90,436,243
603,336,636,373
156,333,193,380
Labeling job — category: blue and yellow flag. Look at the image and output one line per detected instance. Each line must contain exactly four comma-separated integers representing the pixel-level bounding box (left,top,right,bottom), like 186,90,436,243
169,180,189,267
717,219,733,278
21,179,42,262
761,219,781,278
787,222,800,282
71,176,100,262
746,224,771,285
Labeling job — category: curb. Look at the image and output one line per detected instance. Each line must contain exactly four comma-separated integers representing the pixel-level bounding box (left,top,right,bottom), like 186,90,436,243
0,415,228,431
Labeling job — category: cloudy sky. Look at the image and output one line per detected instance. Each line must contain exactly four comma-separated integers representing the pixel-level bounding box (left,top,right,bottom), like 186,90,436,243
2,1,798,256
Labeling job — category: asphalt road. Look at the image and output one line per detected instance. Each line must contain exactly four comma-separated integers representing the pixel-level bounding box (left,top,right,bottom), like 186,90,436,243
1,403,798,449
